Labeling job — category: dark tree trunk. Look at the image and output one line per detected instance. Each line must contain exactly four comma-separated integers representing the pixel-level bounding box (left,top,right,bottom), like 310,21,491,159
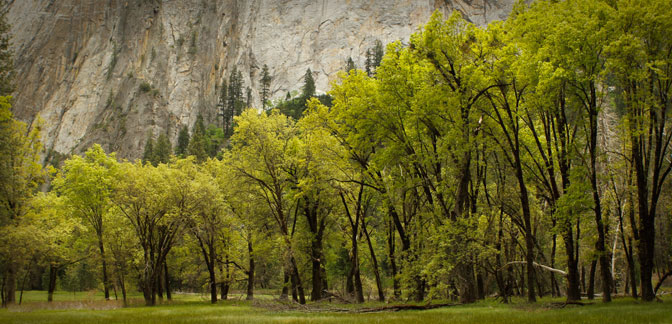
48,263,57,302
387,217,400,298
476,270,485,300
351,236,364,303
304,201,325,302
564,228,581,301
362,217,384,301
164,261,171,300
290,255,306,304
97,237,110,300
513,148,537,303
156,265,164,301
280,270,289,300
3,262,16,305
208,267,217,304
247,240,255,300
587,259,597,300
221,252,230,300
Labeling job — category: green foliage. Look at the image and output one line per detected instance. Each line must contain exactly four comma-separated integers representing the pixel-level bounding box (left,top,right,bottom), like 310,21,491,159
344,57,356,73
260,64,272,111
187,114,208,162
302,69,315,99
139,81,152,93
175,126,190,157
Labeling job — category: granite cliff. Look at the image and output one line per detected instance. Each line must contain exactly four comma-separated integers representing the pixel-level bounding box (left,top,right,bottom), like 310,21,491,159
6,0,514,158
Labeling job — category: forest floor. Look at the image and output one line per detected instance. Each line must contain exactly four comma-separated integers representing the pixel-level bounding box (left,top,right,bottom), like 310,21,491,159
0,291,670,324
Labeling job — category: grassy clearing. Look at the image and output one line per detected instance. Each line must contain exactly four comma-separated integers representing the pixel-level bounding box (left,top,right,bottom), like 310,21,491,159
0,292,670,324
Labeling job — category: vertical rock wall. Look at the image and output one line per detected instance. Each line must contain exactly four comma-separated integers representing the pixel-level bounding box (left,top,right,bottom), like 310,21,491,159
6,0,514,158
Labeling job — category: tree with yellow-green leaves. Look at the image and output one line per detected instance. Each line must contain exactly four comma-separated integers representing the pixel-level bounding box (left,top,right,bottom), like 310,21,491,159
0,97,44,306
52,144,119,301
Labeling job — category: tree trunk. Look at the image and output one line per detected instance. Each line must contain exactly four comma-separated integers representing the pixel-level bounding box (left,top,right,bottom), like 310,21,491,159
564,227,581,301
280,270,289,300
48,263,57,302
247,240,255,300
3,262,16,305
587,259,597,300
164,261,171,300
291,256,306,304
513,149,537,303
221,252,230,300
476,270,485,300
208,266,217,304
388,217,400,299
362,218,384,302
303,198,326,302
97,236,110,300
351,235,364,303
156,264,164,301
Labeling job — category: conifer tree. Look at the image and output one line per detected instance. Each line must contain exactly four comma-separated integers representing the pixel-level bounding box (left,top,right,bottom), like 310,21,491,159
175,125,190,157
187,114,208,162
260,64,271,110
302,69,315,99
142,131,155,164
345,57,356,73
154,133,172,165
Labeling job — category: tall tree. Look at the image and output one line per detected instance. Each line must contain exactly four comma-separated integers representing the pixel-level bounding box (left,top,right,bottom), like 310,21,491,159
0,97,43,306
52,144,119,301
187,114,208,162
143,131,155,165
302,69,315,100
605,0,672,301
154,132,172,165
260,64,272,111
175,126,190,158
226,109,306,304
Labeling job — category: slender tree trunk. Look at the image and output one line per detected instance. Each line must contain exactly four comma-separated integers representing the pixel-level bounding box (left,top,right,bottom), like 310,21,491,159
247,239,255,300
351,234,364,303
587,260,597,300
563,226,581,301
280,270,289,300
513,149,537,303
156,265,164,301
290,255,306,304
222,252,230,300
97,236,110,301
19,261,32,305
387,216,400,298
164,261,171,300
48,263,57,302
363,218,384,301
305,205,324,301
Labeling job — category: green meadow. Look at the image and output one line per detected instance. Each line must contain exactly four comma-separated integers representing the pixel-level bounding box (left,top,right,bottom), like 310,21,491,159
1,291,670,324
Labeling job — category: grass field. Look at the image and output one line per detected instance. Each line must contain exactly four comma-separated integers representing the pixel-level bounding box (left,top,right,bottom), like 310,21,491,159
1,291,670,324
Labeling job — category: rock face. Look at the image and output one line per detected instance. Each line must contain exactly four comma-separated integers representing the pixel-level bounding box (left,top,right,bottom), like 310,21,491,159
6,0,514,159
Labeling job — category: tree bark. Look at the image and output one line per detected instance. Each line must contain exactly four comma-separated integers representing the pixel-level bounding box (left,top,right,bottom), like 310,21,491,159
48,263,57,302
587,259,597,300
97,236,110,300
246,239,255,300
387,217,400,299
164,261,171,300
362,217,384,301
3,262,16,305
